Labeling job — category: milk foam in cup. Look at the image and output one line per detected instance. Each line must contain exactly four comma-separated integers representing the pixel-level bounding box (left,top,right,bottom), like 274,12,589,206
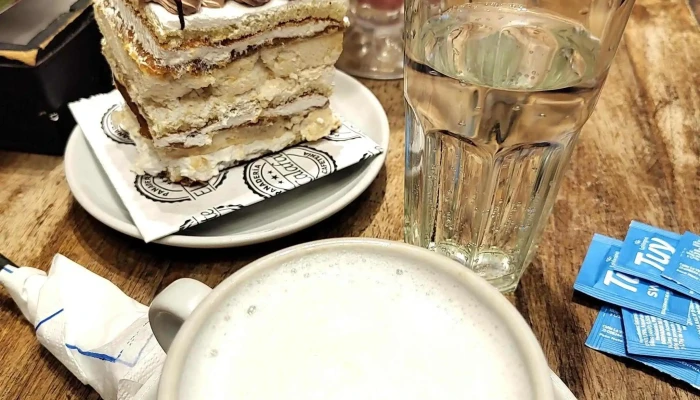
612,222,700,300
181,252,531,399
663,232,700,293
573,234,691,324
622,302,700,360
586,306,700,389
151,241,555,400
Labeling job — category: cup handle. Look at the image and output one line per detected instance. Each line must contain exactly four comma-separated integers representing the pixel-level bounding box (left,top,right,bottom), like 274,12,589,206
149,278,212,353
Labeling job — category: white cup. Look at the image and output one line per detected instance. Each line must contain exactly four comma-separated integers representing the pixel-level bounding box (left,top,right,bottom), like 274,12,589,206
149,238,557,399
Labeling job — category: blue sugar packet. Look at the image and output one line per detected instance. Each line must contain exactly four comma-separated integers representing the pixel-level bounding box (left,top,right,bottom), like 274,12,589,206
612,221,699,300
622,302,700,360
586,307,700,390
574,234,691,324
663,232,700,293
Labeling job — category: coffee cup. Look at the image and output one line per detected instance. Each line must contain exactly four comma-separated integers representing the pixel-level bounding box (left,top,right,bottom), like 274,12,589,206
149,238,556,399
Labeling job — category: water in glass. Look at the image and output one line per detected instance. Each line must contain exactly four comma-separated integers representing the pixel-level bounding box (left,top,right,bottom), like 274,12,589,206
404,2,631,292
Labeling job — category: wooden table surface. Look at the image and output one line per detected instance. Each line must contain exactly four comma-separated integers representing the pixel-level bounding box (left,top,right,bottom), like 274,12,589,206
1,0,699,398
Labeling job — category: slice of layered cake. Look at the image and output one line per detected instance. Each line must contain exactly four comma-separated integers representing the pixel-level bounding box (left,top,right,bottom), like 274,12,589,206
93,0,347,182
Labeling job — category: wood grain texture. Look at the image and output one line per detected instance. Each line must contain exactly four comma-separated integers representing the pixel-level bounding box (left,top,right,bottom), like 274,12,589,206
0,0,698,398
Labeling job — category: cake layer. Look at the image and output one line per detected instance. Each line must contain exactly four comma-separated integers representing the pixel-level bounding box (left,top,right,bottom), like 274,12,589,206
151,94,331,147
158,107,337,158
98,0,345,72
98,7,339,99
99,6,341,146
116,106,339,182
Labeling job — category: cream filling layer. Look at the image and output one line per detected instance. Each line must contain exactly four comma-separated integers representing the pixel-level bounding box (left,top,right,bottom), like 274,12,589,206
152,94,329,148
119,106,338,182
102,0,334,67
133,125,300,182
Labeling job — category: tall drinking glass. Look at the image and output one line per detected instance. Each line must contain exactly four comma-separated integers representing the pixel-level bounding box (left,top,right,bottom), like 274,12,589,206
404,0,635,292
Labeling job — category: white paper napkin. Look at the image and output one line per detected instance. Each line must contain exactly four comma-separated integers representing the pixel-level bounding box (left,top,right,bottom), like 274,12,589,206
0,255,164,400
68,91,384,243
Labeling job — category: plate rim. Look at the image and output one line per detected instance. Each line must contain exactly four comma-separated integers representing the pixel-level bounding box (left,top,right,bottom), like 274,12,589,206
64,70,390,248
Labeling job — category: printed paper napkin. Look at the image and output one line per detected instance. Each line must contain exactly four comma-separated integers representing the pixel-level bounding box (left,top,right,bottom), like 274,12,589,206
69,91,383,242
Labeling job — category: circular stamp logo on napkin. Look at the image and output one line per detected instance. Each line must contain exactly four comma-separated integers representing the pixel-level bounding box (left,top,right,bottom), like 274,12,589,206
325,122,363,141
101,105,135,146
134,173,228,203
243,146,337,198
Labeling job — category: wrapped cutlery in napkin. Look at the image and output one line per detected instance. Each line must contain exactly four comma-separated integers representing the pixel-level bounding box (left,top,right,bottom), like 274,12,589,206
0,254,163,400
68,91,384,243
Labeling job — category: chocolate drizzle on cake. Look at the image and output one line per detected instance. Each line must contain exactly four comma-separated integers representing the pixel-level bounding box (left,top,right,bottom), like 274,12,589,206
202,0,225,6
140,0,198,16
174,0,185,29
233,0,272,7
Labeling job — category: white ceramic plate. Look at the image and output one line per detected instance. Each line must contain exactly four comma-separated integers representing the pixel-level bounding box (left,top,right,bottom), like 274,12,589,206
64,70,390,248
